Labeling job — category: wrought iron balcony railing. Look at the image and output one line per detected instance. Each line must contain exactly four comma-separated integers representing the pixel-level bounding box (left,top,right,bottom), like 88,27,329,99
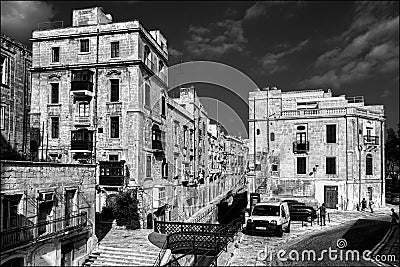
71,140,93,151
1,212,87,251
364,135,379,145
293,141,309,153
74,116,91,126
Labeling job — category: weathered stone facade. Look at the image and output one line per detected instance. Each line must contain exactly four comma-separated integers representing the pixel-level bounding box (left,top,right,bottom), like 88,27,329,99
249,88,385,210
0,34,32,160
0,160,96,266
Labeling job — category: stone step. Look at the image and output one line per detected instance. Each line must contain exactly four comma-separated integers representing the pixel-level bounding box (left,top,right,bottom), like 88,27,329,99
97,252,158,260
96,254,156,264
98,245,159,256
93,258,151,266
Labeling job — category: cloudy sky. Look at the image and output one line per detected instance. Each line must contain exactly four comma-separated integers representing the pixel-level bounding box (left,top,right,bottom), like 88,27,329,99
1,1,398,137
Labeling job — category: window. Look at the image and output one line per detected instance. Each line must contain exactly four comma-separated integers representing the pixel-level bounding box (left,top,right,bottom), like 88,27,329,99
78,102,90,117
80,39,89,53
51,117,59,138
159,187,166,206
158,60,164,72
270,132,275,141
272,164,278,172
296,132,307,143
110,79,119,102
326,157,336,174
50,83,59,104
109,155,119,161
174,122,179,145
366,154,373,175
0,106,5,130
2,194,22,229
144,83,150,107
326,125,336,143
65,190,76,226
111,42,119,58
162,158,168,178
1,55,8,85
161,96,166,117
52,47,60,63
297,157,306,174
110,117,119,138
146,155,152,177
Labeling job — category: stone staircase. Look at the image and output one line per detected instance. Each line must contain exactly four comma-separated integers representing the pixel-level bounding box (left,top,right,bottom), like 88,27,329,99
84,245,159,266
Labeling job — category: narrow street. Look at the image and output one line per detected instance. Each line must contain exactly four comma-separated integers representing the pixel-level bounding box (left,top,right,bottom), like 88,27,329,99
228,208,397,266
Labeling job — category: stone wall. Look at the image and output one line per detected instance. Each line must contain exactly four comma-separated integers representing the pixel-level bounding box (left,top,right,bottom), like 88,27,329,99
0,34,32,160
0,160,97,266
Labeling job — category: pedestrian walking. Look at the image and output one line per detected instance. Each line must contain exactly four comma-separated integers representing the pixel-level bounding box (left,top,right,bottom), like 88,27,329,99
361,198,367,212
369,200,374,213
318,203,326,226
390,208,399,227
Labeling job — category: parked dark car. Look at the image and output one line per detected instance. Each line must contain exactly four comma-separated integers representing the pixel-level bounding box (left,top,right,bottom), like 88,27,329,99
289,204,317,221
282,199,306,208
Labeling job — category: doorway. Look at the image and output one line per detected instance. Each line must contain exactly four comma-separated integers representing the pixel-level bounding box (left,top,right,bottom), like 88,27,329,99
61,242,74,267
324,186,338,209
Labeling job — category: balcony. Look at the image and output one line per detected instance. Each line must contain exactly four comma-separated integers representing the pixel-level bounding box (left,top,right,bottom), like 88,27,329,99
70,70,94,97
1,213,87,251
293,141,309,153
71,140,93,151
74,116,91,126
364,135,379,145
71,130,94,151
99,161,125,186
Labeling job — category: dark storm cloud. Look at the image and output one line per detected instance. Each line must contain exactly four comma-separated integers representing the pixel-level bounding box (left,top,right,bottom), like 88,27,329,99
300,2,399,89
1,1,54,44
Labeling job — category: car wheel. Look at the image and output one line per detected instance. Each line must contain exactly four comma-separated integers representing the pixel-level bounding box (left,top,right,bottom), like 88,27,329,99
276,226,283,237
285,222,291,233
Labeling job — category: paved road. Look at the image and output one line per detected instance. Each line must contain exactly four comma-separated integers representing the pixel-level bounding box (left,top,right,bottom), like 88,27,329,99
228,207,397,266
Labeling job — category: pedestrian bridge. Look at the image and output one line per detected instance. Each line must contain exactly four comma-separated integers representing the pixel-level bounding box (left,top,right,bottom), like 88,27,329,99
153,218,242,266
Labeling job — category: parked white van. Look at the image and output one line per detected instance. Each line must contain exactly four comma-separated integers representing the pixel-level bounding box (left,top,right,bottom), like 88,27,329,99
246,201,291,237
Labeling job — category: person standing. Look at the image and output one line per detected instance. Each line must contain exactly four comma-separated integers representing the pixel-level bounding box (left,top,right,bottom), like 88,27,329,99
318,203,326,226
361,198,367,212
390,208,399,227
369,200,374,213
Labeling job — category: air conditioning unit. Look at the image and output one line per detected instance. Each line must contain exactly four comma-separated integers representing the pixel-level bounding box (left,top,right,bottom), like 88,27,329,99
38,192,54,202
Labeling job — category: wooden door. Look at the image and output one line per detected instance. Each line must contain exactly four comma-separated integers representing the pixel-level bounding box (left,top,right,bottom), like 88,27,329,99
324,186,338,209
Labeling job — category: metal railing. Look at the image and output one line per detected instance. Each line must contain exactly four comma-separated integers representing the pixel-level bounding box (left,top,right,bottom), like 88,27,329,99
1,212,87,251
154,218,242,266
364,135,379,145
293,141,309,153
153,238,169,267
74,116,91,125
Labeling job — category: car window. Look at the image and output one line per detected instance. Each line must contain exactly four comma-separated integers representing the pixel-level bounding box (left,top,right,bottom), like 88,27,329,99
252,205,280,216
281,206,286,217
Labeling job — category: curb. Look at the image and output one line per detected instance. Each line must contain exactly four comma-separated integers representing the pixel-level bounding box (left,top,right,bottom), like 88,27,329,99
370,226,397,267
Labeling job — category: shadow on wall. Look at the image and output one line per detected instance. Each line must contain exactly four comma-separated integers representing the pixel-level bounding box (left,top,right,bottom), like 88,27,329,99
0,127,40,161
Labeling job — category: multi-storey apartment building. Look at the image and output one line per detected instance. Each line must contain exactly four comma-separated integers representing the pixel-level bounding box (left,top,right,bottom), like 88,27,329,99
0,34,32,160
0,161,96,266
29,7,170,222
249,88,385,210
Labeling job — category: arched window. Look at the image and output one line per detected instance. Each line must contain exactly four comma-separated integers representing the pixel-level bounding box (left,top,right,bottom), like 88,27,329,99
366,154,373,175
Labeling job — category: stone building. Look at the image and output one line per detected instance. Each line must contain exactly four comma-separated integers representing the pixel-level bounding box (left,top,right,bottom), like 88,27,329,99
29,7,171,223
249,88,385,210
0,161,96,266
0,34,32,160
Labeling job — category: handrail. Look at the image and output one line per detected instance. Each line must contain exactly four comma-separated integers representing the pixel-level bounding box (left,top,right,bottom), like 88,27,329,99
153,238,168,267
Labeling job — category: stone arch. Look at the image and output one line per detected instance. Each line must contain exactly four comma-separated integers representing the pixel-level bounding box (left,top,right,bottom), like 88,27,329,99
1,254,26,267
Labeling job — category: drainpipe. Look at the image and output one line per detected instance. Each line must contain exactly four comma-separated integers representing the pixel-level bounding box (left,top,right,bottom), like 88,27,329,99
357,117,362,207
380,120,384,207
345,115,348,211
